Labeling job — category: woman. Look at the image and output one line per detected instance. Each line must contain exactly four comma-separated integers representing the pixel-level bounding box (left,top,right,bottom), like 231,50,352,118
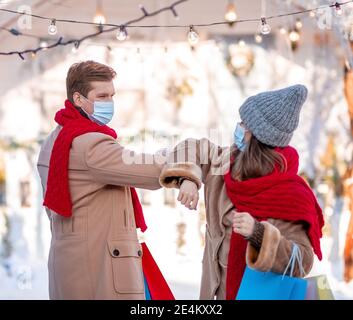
159,84,324,300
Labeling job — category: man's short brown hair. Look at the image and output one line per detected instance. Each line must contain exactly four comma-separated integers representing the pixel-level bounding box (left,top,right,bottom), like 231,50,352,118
66,60,117,102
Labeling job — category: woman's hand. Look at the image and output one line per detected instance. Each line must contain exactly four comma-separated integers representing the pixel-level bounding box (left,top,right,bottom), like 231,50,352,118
177,180,199,210
232,210,255,238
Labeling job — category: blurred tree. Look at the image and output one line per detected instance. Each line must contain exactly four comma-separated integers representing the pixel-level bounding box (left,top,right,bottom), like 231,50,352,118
343,61,353,283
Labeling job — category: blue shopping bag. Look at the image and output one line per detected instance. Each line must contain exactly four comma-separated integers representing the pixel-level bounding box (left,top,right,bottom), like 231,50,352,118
236,243,308,300
144,276,152,300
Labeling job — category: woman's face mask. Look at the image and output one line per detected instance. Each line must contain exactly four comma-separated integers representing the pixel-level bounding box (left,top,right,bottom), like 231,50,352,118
233,122,249,152
80,95,115,125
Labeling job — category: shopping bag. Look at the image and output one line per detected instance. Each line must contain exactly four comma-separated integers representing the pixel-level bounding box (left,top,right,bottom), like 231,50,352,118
236,242,308,300
141,242,175,300
144,276,152,300
236,266,308,300
305,275,335,300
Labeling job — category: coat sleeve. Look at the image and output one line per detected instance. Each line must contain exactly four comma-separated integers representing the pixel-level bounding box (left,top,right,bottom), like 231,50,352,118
245,219,314,277
80,132,166,190
159,138,230,189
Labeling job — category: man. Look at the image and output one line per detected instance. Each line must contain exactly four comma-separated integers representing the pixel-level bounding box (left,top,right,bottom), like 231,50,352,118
37,60,191,299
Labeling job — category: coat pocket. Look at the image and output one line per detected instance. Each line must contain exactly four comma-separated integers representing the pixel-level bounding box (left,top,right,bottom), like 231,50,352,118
107,240,144,294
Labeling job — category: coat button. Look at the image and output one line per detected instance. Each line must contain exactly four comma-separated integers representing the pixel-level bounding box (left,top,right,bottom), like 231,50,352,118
113,249,120,257
138,250,142,257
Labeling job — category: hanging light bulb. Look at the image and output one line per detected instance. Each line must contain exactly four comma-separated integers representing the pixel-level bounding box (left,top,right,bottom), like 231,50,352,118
238,40,246,47
254,33,263,43
40,41,48,50
187,26,199,46
48,19,57,35
93,0,106,24
116,25,128,41
225,1,237,26
289,29,300,42
72,41,80,53
279,26,287,35
295,19,303,30
309,10,316,18
259,17,271,35
334,2,343,17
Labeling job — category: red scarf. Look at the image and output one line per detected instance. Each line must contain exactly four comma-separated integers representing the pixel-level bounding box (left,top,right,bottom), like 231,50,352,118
43,99,174,300
43,99,147,232
223,146,324,300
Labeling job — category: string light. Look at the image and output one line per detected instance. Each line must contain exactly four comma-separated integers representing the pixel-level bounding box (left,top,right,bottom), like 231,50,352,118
238,39,246,46
259,17,271,35
289,29,300,42
187,25,199,45
254,33,263,43
1,0,353,60
309,10,316,18
139,4,148,16
72,41,80,53
48,19,57,35
171,7,179,20
225,1,237,26
334,2,343,16
295,18,303,30
40,41,48,50
116,25,128,41
93,0,106,24
279,26,287,35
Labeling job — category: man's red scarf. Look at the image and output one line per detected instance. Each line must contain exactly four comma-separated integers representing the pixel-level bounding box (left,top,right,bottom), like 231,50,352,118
223,146,324,300
43,99,174,299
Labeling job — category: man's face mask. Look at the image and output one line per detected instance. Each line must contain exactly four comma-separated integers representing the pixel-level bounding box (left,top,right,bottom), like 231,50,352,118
80,95,115,125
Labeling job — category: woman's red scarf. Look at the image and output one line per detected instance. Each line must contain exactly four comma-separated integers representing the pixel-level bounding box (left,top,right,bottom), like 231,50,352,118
223,146,324,300
43,100,174,299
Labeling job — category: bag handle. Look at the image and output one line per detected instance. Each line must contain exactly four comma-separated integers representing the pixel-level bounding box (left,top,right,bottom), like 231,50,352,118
282,242,306,278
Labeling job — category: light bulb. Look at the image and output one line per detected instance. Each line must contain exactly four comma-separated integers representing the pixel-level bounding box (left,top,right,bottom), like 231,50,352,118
254,33,262,43
40,41,48,50
48,19,57,35
187,26,199,46
289,29,300,42
72,41,80,53
238,40,246,47
309,10,316,18
93,1,106,25
259,17,271,35
279,26,287,35
334,2,342,17
295,19,303,30
116,26,128,41
225,2,237,25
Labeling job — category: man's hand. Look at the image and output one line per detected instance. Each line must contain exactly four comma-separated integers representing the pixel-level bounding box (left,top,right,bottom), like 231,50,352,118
232,210,255,238
177,180,199,210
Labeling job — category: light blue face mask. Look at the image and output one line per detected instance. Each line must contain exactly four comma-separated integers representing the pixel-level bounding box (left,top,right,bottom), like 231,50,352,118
233,123,248,152
81,95,115,125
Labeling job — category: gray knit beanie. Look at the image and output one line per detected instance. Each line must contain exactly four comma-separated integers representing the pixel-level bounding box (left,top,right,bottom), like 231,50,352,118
239,84,308,147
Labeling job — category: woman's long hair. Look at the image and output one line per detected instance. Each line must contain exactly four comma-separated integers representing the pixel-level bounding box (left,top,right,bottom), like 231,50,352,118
231,135,287,181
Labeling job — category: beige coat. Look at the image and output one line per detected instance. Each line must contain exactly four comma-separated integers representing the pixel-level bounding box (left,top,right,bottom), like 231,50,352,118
37,126,166,300
160,138,315,300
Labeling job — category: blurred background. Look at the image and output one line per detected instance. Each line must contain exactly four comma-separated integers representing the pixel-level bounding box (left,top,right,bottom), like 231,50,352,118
0,0,353,299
